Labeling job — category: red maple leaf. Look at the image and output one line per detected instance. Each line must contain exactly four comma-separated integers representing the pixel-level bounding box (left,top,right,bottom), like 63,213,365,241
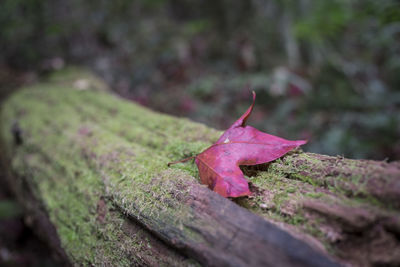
194,91,307,198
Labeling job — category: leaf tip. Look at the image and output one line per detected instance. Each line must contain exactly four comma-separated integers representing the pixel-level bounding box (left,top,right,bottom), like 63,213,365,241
298,139,308,145
232,90,256,128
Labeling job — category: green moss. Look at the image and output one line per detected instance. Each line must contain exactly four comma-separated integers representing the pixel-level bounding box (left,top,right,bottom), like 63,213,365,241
305,192,324,199
285,213,307,225
0,69,209,265
286,187,296,194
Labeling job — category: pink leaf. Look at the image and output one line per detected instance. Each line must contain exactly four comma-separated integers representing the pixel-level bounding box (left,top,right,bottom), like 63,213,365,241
195,91,307,198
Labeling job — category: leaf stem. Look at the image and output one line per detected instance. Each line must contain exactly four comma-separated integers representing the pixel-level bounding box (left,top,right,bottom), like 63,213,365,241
167,155,196,167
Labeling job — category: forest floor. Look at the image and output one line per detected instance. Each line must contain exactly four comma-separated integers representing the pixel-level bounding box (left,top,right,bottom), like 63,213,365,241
0,178,63,266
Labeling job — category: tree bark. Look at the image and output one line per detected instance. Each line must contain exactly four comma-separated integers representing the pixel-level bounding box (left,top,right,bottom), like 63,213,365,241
0,68,399,266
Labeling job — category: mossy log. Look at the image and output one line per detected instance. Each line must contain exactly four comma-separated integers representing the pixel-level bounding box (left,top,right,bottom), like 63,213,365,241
0,69,399,266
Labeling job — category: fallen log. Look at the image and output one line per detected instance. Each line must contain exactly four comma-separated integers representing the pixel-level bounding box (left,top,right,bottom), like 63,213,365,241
0,68,399,266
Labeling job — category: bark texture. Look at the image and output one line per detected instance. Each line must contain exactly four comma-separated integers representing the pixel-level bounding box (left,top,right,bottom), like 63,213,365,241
0,68,399,266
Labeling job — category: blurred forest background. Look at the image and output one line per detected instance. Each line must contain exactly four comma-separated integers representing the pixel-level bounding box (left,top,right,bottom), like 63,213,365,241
1,0,400,160
0,0,400,265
